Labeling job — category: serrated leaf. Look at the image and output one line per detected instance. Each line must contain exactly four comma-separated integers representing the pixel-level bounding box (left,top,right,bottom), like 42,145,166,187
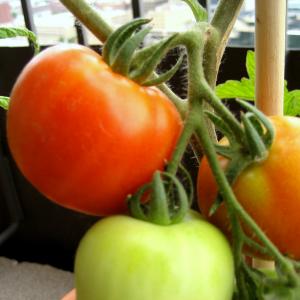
0,27,39,54
0,96,9,110
284,90,300,116
216,50,255,101
216,78,255,101
246,50,255,80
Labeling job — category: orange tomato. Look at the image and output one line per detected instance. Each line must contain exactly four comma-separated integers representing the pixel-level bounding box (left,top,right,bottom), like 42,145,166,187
197,116,300,259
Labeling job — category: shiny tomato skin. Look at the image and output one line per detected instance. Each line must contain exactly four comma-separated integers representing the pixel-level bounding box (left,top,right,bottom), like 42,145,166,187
197,116,300,259
7,44,182,216
75,210,235,300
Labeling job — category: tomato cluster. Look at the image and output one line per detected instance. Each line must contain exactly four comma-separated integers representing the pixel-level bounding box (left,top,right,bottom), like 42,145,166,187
7,40,300,300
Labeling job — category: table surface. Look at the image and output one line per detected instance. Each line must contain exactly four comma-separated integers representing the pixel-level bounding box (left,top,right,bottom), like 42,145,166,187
0,257,74,300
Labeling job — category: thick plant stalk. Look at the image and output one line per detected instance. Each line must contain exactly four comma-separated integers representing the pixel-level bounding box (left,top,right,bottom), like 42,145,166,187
208,0,245,84
60,0,113,42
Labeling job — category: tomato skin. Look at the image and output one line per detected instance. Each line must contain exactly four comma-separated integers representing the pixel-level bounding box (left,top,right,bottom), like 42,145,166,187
7,44,182,216
197,116,300,259
75,210,234,300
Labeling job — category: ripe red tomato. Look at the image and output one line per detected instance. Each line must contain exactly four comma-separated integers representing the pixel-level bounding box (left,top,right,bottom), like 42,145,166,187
7,44,182,216
197,116,300,259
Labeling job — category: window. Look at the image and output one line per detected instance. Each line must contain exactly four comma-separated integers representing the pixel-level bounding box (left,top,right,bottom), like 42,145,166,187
141,0,194,35
210,0,300,49
288,0,300,49
30,0,77,44
85,0,133,45
1,0,299,49
0,0,27,46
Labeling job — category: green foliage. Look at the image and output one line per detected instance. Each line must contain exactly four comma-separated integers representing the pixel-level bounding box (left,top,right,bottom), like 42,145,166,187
216,50,300,116
0,27,40,111
0,26,40,54
0,96,9,110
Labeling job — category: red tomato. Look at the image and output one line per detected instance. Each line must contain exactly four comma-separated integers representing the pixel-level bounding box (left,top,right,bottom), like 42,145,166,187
7,44,182,216
197,116,300,259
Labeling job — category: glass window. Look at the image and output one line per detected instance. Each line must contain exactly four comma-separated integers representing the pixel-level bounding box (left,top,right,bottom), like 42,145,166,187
288,0,300,49
210,0,300,49
85,0,133,45
208,0,255,47
140,0,195,44
0,0,27,47
30,0,77,45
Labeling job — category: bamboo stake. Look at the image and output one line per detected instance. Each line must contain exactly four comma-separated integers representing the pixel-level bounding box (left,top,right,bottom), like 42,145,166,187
253,0,287,269
255,0,286,116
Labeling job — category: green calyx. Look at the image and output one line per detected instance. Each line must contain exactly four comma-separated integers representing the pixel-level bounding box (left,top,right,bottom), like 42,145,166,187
127,171,191,226
102,18,183,87
204,99,275,216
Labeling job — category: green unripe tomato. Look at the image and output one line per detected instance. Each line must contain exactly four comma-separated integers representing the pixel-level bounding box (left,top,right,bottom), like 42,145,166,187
75,210,234,300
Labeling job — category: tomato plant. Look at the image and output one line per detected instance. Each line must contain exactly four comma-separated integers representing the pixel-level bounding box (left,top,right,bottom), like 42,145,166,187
74,211,234,300
197,116,300,260
7,44,182,216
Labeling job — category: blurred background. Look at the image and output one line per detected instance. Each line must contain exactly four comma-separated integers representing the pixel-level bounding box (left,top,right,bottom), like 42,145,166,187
0,0,299,48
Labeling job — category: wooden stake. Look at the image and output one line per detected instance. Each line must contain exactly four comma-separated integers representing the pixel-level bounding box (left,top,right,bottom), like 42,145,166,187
253,0,287,269
255,0,286,116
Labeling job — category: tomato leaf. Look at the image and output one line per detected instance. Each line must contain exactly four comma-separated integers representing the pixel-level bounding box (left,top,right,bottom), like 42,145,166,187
216,50,300,117
246,50,255,80
216,78,255,101
216,50,255,101
284,89,300,116
0,27,40,54
0,96,9,110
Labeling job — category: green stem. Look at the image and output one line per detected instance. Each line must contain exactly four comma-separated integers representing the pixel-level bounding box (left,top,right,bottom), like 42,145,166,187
60,0,113,42
167,109,197,176
200,1,245,143
195,114,245,294
202,25,220,88
158,84,187,117
233,199,299,286
210,0,245,73
148,171,171,225
200,79,245,143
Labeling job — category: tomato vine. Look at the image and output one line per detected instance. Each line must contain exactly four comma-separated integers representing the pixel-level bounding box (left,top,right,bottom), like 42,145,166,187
58,1,300,298
2,0,300,299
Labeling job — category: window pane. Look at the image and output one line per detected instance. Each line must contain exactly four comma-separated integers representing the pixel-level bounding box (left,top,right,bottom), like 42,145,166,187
0,0,27,47
85,0,133,45
288,0,300,49
210,0,255,47
140,0,195,43
30,0,77,45
210,0,300,49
